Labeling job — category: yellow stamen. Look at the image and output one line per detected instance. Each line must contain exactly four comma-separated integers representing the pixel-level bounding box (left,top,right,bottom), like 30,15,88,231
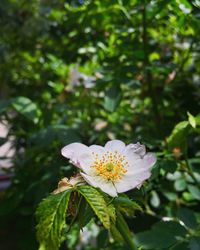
91,151,128,181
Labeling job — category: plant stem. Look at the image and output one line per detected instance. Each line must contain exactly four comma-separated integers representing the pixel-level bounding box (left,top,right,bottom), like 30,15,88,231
116,211,137,250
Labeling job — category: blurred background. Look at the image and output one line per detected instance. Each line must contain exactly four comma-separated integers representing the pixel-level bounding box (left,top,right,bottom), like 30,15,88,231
0,0,200,249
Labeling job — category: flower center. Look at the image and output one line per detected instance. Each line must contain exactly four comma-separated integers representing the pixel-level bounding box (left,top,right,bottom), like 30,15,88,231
92,150,128,181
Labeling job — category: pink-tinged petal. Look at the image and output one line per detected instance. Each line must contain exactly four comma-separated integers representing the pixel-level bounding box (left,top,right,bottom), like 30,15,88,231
114,171,151,193
61,143,93,174
126,142,146,156
80,173,117,197
124,150,142,167
126,153,156,174
143,153,157,168
105,140,126,153
61,142,88,160
89,145,106,156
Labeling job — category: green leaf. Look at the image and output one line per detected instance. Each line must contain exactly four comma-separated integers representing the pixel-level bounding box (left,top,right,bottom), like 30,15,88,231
150,191,160,208
115,211,136,250
36,190,72,250
104,86,121,112
30,125,80,147
110,224,124,243
188,185,200,200
167,121,189,153
160,160,178,173
177,208,198,229
174,178,187,191
77,185,110,229
114,195,142,216
189,237,200,250
11,96,40,123
171,242,189,250
65,223,80,250
97,229,109,248
188,112,196,128
100,193,116,222
77,199,94,228
135,221,187,249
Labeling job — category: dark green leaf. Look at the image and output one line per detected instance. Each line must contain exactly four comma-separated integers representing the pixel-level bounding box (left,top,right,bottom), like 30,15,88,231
189,237,200,250
0,100,11,114
177,208,198,229
104,86,121,112
77,199,94,228
160,160,178,173
30,125,80,147
135,221,188,249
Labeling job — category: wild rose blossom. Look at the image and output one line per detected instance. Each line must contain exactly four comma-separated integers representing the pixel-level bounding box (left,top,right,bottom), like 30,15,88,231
61,140,156,197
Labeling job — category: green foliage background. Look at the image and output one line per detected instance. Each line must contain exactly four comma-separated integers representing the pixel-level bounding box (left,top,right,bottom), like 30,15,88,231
0,0,200,249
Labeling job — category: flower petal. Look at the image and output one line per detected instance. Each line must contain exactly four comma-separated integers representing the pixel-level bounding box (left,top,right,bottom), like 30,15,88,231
61,143,93,174
126,142,146,156
105,140,126,153
143,153,157,168
81,173,117,197
125,157,156,176
89,145,106,156
114,171,151,193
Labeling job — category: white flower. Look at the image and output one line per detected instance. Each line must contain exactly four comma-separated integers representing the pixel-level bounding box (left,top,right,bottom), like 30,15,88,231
61,140,156,197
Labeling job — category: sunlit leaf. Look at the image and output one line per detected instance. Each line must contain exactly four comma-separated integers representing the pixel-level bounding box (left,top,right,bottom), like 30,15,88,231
77,185,110,229
11,96,40,124
36,190,72,250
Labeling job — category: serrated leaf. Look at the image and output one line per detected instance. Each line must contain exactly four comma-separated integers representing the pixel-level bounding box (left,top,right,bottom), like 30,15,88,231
77,185,110,229
36,190,72,250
